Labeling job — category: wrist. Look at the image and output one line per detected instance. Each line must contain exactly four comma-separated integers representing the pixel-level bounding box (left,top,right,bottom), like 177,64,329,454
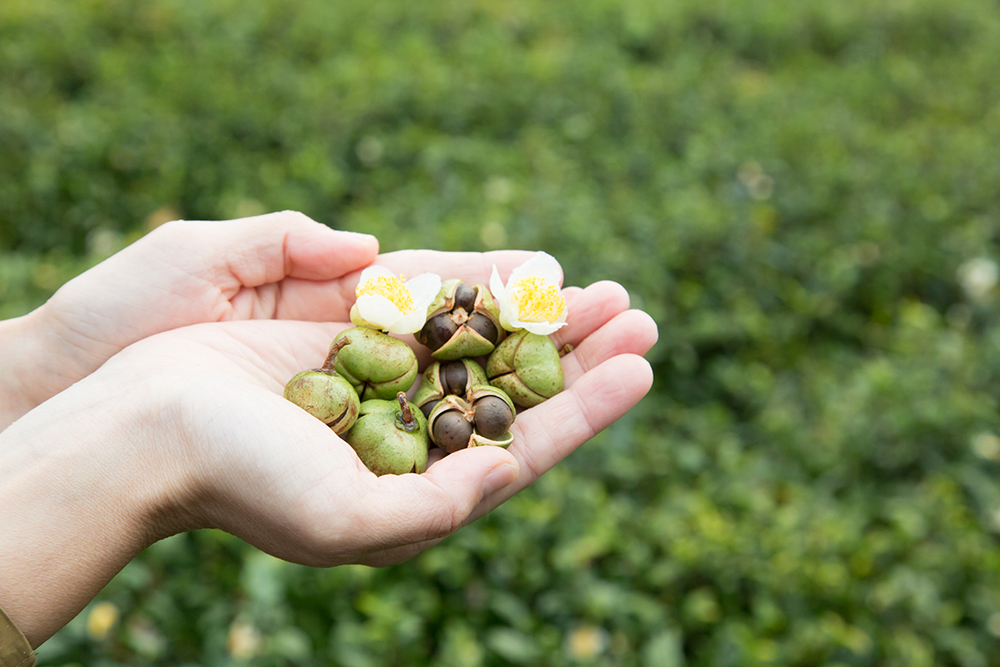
0,306,89,430
0,367,179,646
0,312,46,428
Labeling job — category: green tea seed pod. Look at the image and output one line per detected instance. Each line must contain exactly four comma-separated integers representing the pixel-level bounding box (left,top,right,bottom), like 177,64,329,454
345,393,429,476
413,358,489,418
427,388,515,453
415,280,505,360
486,329,564,408
331,327,419,401
283,338,361,434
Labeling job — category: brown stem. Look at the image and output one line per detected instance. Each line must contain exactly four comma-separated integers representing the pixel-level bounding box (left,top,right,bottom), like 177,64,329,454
559,344,574,358
397,392,416,430
322,337,350,371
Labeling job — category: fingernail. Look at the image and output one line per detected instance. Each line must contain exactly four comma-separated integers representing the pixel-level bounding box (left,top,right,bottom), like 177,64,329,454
482,464,519,497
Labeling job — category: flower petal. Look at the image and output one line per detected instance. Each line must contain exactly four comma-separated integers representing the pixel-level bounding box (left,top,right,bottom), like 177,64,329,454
356,264,396,292
355,294,404,330
404,272,443,306
386,308,427,334
522,320,567,336
491,265,516,331
505,251,563,291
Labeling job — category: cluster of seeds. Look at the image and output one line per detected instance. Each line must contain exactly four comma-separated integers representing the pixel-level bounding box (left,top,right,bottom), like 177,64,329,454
283,253,569,476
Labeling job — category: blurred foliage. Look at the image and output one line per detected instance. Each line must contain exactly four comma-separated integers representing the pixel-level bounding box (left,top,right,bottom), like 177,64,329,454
5,0,1000,664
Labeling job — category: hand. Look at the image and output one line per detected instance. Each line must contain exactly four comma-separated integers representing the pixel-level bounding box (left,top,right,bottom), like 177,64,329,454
0,258,657,647
0,210,378,429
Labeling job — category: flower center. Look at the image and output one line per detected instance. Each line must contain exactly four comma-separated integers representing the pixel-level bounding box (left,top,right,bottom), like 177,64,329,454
511,276,566,323
357,275,415,313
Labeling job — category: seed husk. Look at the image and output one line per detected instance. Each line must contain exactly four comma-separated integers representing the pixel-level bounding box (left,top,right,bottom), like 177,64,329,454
416,280,505,360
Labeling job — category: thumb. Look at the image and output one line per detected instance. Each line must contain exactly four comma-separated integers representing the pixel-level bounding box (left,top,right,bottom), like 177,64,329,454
344,445,520,556
182,210,380,288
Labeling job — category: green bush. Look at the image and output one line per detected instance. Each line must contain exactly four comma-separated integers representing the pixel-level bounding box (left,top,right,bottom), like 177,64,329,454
5,0,1000,664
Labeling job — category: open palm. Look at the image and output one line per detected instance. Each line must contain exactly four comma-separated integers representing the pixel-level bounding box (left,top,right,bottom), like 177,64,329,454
0,248,655,646
109,277,656,567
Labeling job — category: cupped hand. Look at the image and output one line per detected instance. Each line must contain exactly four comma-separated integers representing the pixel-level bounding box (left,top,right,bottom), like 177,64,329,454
5,211,377,424
131,279,657,569
1,215,547,429
0,266,656,646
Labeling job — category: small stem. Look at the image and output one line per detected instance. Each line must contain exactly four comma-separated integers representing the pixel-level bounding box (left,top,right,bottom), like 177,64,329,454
559,344,574,358
322,337,350,371
397,392,416,429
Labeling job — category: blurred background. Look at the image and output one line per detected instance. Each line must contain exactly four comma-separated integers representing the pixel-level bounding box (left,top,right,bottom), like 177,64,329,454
4,0,1000,664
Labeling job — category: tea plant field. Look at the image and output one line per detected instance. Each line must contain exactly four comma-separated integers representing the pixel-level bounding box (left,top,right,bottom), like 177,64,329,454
4,0,1000,664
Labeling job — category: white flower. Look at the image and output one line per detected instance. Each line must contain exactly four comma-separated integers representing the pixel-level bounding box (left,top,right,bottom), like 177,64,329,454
353,266,441,334
490,251,568,335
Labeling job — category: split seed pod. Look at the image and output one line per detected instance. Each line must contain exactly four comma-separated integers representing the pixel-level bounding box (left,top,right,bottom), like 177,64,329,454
427,386,516,453
416,280,505,360
486,329,564,408
330,327,419,401
413,358,489,418
345,393,429,476
283,338,361,434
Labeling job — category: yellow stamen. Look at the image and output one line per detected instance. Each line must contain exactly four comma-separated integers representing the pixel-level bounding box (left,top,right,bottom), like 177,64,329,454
511,276,566,323
357,275,415,313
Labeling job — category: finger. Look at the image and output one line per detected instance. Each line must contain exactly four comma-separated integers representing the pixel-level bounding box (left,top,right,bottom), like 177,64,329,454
560,309,659,385
560,285,584,303
269,277,359,322
147,320,351,390
490,354,653,508
552,281,632,350
333,445,519,561
354,351,657,561
157,211,379,291
349,445,517,566
366,250,540,287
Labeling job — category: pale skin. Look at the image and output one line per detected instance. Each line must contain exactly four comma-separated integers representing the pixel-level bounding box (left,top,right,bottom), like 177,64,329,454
0,211,658,648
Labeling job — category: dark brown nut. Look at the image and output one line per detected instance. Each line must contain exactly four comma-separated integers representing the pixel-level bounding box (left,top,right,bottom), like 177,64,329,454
419,315,459,351
427,388,516,452
431,410,475,453
412,359,489,417
415,280,505,360
454,283,477,311
466,313,500,347
472,395,514,440
442,361,469,396
419,400,438,420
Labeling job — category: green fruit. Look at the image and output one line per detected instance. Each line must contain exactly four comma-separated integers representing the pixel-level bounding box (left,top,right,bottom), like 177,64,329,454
486,329,564,408
427,386,515,452
283,337,361,434
416,280,505,360
331,327,419,400
345,393,430,476
412,358,489,418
